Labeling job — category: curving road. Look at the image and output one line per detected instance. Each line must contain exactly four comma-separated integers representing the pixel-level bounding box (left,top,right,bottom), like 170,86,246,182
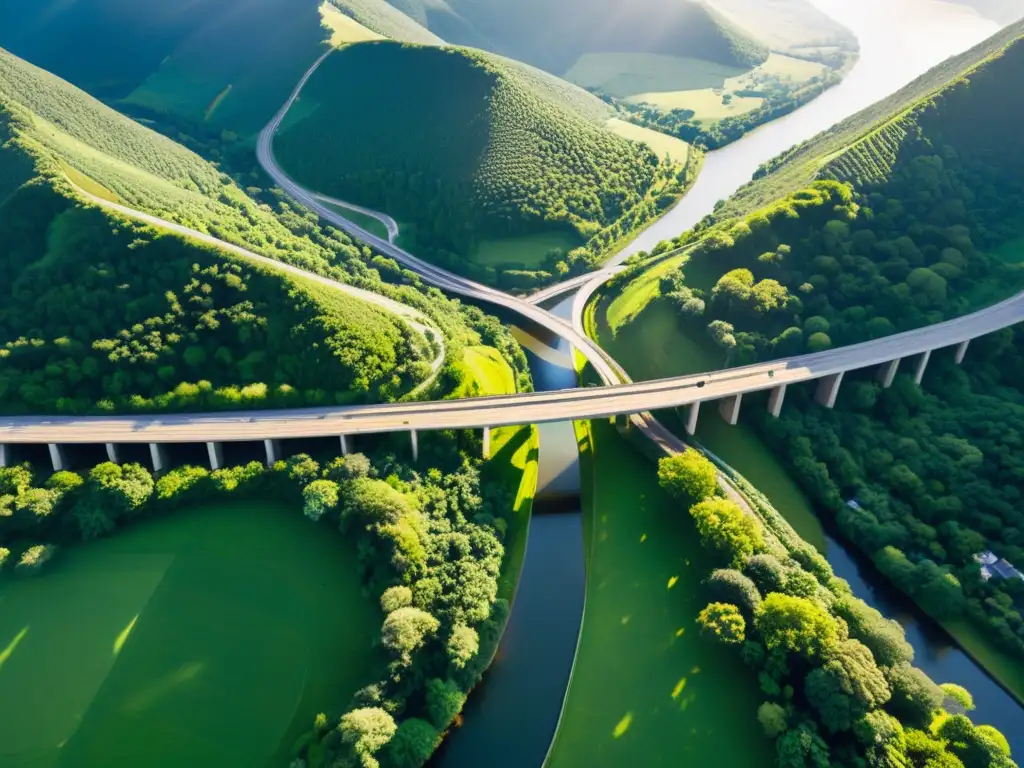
4,47,1024,449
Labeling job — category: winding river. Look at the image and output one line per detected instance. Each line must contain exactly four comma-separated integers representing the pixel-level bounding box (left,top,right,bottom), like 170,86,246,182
439,3,1021,765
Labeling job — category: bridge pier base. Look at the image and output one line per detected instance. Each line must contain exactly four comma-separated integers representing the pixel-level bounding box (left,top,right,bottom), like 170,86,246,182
482,427,491,460
815,372,844,409
686,402,700,436
767,385,787,418
0,444,7,468
954,340,970,365
914,350,932,386
207,442,224,471
410,430,419,463
719,394,742,426
105,443,120,464
340,434,351,456
49,444,67,472
877,359,900,388
264,439,281,467
149,443,168,474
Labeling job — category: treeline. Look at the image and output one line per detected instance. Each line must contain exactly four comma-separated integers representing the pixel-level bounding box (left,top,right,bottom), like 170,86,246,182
274,42,688,289
0,430,522,768
0,191,432,414
657,449,1018,768
757,327,1024,663
656,174,1023,367
610,69,842,151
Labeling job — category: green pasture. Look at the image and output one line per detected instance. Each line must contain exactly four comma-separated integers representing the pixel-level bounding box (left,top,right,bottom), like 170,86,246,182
0,501,382,767
546,419,770,767
471,231,582,269
564,52,746,99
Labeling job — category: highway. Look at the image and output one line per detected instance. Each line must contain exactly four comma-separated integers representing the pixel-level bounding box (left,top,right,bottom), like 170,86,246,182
4,48,1023,449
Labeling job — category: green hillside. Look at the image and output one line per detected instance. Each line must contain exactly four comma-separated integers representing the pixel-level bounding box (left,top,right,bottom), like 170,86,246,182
275,42,690,288
0,47,534,413
0,0,342,135
724,20,1024,218
330,0,446,44
592,21,1024,699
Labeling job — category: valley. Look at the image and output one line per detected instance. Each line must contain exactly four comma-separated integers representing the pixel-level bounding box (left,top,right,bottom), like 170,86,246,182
2,2,1024,768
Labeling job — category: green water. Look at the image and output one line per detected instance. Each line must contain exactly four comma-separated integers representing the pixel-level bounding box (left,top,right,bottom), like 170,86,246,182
0,501,382,767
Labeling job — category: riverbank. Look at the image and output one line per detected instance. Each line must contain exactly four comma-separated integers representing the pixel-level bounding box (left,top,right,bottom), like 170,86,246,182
545,418,770,767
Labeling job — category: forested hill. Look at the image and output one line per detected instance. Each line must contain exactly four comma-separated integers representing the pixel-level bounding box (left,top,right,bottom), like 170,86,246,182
724,19,1024,218
380,0,769,74
275,42,685,285
0,0,339,134
0,48,532,414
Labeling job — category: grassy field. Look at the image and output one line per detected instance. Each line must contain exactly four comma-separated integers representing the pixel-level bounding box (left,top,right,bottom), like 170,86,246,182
566,52,746,99
0,501,383,767
546,419,770,767
321,2,385,45
320,200,391,240
488,424,540,602
449,345,517,399
632,88,763,122
605,119,690,164
471,232,583,268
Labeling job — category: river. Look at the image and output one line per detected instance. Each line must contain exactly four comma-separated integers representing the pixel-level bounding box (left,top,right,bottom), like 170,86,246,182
612,0,1000,263
440,4,1020,765
431,297,587,768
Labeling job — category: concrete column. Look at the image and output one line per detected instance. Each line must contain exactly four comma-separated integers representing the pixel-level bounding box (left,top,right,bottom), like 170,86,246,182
815,372,844,409
410,430,419,462
339,434,351,456
954,339,970,365
149,443,168,474
264,439,281,467
48,444,67,472
877,359,900,388
914,350,931,386
686,402,700,436
767,384,787,418
206,442,224,471
105,443,120,464
718,394,742,426
482,427,491,460
0,444,8,468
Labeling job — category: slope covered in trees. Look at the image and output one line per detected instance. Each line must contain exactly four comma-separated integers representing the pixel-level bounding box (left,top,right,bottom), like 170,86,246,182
598,20,1024,687
276,42,689,288
0,47,531,414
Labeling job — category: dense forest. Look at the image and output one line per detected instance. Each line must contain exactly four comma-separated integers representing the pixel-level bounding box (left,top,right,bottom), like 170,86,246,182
657,449,1018,768
0,424,526,767
612,22,1024,668
275,42,688,288
758,325,1024,664
1,47,533,413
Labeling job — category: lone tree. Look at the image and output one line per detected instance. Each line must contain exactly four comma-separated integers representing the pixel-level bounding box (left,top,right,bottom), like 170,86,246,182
697,602,746,645
658,449,718,502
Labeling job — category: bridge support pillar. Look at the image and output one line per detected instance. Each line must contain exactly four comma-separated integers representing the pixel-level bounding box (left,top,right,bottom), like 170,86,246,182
815,372,844,409
877,359,900,388
206,442,224,471
482,427,491,460
340,434,351,456
686,402,700,436
767,385,787,418
718,394,742,426
264,439,281,467
410,430,419,463
954,339,970,365
48,444,67,472
0,444,7,468
105,443,120,464
149,443,168,474
914,350,932,386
